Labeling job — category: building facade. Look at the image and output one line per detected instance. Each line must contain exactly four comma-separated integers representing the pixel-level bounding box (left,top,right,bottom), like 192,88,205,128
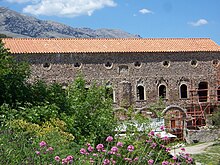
3,38,220,138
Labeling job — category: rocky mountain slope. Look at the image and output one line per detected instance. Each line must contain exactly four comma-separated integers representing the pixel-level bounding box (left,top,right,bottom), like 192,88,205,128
0,7,140,38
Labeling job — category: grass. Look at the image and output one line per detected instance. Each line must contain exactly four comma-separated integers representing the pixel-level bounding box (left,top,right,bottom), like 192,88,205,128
192,142,220,165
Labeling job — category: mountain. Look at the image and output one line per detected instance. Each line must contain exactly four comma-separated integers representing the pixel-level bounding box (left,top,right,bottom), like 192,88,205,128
0,7,140,38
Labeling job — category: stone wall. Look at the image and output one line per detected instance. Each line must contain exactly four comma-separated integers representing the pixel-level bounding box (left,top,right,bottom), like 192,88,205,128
185,128,220,144
13,51,220,109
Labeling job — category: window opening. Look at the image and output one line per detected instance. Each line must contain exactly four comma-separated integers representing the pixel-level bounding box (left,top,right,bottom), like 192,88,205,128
212,60,219,67
159,85,166,99
162,61,170,67
198,82,208,102
134,61,141,68
137,85,145,100
190,60,198,67
106,87,114,100
217,86,220,101
43,63,50,68
74,62,81,68
105,62,112,68
180,84,188,99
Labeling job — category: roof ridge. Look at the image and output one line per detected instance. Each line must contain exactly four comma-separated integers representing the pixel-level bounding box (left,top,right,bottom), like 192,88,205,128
2,37,212,41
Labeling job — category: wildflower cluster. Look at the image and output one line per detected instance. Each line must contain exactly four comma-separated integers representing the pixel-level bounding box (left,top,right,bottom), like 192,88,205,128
34,141,54,163
34,127,194,164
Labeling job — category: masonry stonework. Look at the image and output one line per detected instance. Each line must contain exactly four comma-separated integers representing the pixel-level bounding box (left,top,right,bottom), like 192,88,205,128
3,38,220,139
13,51,220,109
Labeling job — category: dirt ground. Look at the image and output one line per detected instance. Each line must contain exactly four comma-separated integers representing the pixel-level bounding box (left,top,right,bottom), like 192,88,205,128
170,141,216,165
170,141,215,155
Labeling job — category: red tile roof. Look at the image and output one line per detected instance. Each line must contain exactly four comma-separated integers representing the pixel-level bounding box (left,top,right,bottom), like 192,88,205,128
2,38,220,54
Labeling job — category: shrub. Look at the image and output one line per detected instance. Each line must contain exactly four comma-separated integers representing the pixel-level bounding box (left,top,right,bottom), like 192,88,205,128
32,132,195,165
64,76,117,144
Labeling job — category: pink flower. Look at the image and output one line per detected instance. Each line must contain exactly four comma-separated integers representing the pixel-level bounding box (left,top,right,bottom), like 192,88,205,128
187,157,193,163
133,157,139,161
162,136,169,141
148,131,155,136
108,151,113,155
93,153,98,157
116,153,121,157
54,156,60,162
160,125,165,131
181,147,185,152
127,145,134,152
35,151,40,155
162,161,169,165
90,158,95,164
124,158,132,161
111,158,116,164
80,148,87,154
39,141,47,147
148,159,154,165
172,156,177,161
46,147,54,152
160,144,165,148
165,147,171,152
96,144,104,151
88,146,94,152
111,146,118,153
156,133,161,138
62,158,68,164
103,159,110,165
116,142,123,147
66,155,73,161
146,139,152,143
151,142,157,149
106,136,113,142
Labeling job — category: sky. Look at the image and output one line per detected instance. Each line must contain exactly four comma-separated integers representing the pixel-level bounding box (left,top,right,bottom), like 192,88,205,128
0,0,220,45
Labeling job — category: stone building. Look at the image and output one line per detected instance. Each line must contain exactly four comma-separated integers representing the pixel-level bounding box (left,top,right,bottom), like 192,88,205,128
3,38,220,138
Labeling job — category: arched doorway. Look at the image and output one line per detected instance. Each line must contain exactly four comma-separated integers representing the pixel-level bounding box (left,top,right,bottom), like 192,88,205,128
162,105,187,139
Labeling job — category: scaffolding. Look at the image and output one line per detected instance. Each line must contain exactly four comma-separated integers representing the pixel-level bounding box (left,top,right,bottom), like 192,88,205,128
186,79,220,129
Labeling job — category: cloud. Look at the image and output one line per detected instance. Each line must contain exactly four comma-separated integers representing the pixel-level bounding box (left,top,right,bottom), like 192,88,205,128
5,0,37,3
189,19,208,27
6,0,117,17
139,8,152,14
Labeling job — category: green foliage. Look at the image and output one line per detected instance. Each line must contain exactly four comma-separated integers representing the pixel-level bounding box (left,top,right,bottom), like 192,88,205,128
18,104,59,125
0,127,35,164
0,39,30,107
65,76,117,144
147,98,166,117
192,143,220,165
0,118,76,164
211,108,220,127
0,34,11,38
28,81,68,111
0,103,60,126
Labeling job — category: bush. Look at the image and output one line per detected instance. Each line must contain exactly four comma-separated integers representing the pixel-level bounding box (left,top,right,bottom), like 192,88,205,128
212,108,220,127
65,76,117,144
31,132,195,165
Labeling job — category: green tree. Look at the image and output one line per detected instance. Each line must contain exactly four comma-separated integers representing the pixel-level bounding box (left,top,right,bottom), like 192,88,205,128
0,34,11,38
0,39,30,107
64,76,117,144
212,108,220,127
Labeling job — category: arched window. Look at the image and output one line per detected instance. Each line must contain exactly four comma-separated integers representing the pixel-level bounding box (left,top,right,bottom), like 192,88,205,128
137,85,145,100
217,86,220,101
198,82,208,102
159,85,166,99
180,84,188,99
